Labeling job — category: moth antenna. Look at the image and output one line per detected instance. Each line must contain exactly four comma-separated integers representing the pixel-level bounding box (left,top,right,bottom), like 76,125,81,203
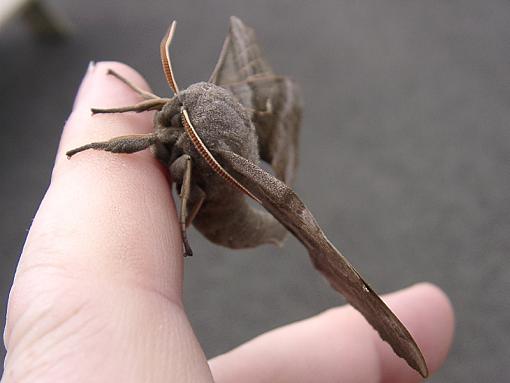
181,108,261,204
160,21,180,94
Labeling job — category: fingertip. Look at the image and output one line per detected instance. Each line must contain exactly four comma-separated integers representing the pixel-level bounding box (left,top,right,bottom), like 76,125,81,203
57,61,155,165
73,61,152,112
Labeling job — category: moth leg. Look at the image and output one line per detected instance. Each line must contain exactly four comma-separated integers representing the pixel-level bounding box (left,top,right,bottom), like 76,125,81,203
170,154,196,257
91,98,170,115
66,133,157,158
179,156,194,257
185,187,205,228
106,68,160,100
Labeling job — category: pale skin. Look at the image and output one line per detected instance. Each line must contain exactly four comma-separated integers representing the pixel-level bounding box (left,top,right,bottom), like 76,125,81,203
2,62,455,382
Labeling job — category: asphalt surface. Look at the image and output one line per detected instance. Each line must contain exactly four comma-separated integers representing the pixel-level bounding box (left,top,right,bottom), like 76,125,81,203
1,1,509,381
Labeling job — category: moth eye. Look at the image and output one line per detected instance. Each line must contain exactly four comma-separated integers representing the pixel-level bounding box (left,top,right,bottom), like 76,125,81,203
170,113,183,128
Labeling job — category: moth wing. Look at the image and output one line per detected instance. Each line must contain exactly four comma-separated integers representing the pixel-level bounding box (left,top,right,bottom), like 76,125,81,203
210,16,302,184
218,149,429,378
209,16,272,85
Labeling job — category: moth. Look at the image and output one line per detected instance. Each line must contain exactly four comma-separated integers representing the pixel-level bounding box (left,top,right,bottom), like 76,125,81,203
67,17,428,377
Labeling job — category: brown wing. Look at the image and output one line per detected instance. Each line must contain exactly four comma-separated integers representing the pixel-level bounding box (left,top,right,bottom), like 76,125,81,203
218,149,429,378
210,16,302,184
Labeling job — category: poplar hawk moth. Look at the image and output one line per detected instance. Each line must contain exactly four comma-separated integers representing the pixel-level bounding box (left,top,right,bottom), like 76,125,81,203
67,17,428,377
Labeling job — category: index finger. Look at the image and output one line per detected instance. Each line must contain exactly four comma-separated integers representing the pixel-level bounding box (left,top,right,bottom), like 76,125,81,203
9,62,183,326
3,62,216,381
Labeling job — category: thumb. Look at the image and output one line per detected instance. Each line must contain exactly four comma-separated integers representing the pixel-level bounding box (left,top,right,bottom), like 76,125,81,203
3,62,213,382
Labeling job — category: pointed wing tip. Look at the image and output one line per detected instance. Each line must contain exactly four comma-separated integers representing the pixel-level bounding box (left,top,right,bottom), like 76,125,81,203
394,322,429,378
401,344,428,377
398,314,429,378
229,15,242,24
366,283,430,378
229,16,249,31
416,357,429,378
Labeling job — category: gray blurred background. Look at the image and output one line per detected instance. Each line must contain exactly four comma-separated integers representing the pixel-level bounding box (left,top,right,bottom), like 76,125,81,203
1,0,509,381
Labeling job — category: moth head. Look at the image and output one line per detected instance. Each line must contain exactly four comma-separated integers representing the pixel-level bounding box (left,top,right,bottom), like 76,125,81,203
169,110,183,128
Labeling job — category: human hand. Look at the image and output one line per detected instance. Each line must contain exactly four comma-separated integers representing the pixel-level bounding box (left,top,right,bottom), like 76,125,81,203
2,62,454,382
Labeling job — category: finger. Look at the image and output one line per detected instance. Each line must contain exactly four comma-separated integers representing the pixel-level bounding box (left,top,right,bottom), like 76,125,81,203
3,62,213,382
209,283,454,383
17,61,182,305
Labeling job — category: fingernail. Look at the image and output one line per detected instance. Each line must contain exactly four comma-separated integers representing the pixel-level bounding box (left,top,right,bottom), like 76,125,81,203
73,61,97,110
87,60,96,74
